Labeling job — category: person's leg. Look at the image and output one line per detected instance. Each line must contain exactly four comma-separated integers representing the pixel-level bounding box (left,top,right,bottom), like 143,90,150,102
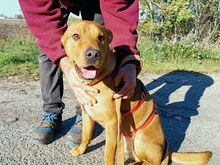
39,52,64,115
65,1,104,148
31,8,69,145
81,0,104,25
31,52,65,145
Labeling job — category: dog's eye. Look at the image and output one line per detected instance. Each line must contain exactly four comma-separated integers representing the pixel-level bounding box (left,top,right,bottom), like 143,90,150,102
98,35,105,42
72,33,80,41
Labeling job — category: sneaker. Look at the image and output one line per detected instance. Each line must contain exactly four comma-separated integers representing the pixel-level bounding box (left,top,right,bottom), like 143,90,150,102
65,114,82,148
31,112,62,145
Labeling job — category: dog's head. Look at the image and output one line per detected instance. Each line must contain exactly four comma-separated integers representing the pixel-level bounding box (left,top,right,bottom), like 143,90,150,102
61,20,114,84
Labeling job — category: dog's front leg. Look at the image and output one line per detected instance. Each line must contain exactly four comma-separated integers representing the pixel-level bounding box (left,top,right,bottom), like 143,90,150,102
104,120,118,165
70,108,95,156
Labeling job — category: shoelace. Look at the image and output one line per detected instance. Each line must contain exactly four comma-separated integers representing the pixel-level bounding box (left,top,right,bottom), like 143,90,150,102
42,113,58,122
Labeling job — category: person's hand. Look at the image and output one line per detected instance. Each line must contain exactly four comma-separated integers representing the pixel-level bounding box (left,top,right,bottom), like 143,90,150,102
59,57,99,106
113,63,137,99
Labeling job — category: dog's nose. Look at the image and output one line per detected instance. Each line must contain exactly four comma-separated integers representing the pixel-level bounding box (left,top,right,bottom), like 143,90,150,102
85,49,100,61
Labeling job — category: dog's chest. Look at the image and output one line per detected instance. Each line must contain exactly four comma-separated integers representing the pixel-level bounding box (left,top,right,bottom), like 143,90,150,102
86,81,116,122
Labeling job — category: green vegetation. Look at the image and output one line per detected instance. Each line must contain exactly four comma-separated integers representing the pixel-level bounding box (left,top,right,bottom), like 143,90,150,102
1,0,220,78
138,37,220,73
140,0,220,43
138,0,220,73
0,34,219,78
0,35,39,77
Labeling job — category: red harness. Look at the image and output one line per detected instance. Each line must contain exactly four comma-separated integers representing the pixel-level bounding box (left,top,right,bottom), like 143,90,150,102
122,88,158,137
84,87,158,137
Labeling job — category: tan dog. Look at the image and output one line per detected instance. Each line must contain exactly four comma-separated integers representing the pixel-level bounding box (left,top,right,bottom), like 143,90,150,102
61,20,212,165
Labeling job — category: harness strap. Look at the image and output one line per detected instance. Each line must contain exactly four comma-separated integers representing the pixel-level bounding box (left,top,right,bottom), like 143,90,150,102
122,87,158,137
122,104,157,137
122,88,158,137
123,88,146,117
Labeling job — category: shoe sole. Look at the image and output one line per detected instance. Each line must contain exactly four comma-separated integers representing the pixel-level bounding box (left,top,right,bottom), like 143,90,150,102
32,138,53,145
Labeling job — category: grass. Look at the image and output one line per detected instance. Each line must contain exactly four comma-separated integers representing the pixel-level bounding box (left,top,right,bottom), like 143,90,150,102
0,35,39,77
138,37,220,73
0,34,219,78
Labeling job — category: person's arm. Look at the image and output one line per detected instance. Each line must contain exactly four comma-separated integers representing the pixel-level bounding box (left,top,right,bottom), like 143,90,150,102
19,0,67,64
19,0,98,105
100,0,141,74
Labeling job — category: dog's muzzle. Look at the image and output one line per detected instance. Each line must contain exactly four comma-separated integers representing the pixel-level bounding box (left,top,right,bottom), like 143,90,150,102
85,48,100,62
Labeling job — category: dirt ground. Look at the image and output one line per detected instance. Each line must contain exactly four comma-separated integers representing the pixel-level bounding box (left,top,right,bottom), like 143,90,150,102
0,71,219,165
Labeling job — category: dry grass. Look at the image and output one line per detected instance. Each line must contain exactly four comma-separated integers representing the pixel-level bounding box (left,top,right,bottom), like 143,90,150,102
0,19,29,40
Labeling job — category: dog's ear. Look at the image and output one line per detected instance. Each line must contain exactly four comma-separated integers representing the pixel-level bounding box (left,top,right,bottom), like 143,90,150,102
103,27,113,44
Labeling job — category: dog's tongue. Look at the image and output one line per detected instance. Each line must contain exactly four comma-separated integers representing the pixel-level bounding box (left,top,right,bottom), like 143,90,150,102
80,67,97,79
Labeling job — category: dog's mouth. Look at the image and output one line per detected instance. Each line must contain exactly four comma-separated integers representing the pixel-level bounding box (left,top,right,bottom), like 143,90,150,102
75,65,97,80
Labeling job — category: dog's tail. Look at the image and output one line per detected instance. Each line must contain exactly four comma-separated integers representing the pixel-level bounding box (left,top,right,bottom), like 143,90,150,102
169,151,212,164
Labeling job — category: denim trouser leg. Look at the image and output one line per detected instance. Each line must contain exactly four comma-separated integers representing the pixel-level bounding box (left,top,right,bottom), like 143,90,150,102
39,52,65,114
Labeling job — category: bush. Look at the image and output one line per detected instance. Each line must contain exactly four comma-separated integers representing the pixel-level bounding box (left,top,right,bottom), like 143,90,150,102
139,0,220,43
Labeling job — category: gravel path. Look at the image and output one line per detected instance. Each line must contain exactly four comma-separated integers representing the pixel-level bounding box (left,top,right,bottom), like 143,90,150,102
0,71,219,165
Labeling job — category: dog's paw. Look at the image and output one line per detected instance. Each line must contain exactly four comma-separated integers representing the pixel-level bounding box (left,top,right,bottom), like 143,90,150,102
70,147,85,156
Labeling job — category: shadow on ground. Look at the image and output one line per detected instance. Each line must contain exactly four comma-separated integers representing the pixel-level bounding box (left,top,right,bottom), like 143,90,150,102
55,115,104,145
54,70,214,155
145,70,214,151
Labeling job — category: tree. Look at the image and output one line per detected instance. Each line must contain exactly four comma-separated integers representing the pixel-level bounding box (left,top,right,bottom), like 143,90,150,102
139,0,220,43
14,14,23,19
